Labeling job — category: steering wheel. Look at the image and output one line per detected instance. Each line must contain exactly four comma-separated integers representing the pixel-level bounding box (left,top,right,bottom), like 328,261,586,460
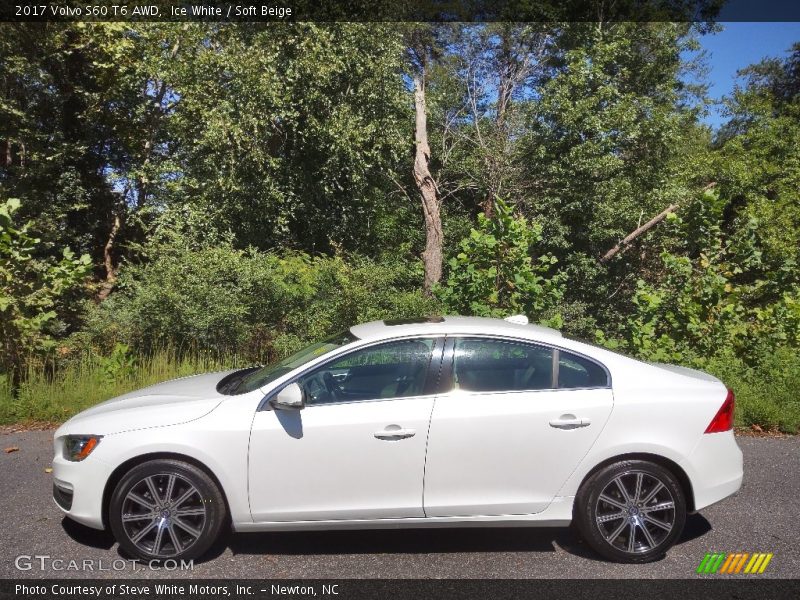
322,371,341,401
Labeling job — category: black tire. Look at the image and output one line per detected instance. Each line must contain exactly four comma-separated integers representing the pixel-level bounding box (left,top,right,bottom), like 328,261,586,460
109,459,227,561
574,460,686,563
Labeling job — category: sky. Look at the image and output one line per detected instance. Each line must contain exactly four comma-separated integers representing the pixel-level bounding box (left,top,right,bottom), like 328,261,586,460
695,22,800,129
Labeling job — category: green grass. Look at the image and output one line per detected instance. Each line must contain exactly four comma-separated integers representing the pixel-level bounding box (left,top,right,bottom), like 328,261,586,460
0,349,239,425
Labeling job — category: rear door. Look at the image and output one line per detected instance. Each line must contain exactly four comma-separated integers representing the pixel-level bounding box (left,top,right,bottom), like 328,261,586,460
423,336,613,517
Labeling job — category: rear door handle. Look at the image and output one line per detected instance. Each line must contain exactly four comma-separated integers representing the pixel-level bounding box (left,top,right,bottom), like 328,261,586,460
549,415,591,429
374,426,416,440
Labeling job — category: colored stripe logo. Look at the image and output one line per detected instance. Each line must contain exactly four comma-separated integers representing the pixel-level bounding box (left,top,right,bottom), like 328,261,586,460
696,552,773,574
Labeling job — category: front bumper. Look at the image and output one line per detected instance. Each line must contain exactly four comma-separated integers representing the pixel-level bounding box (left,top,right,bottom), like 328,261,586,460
52,480,74,511
51,450,112,530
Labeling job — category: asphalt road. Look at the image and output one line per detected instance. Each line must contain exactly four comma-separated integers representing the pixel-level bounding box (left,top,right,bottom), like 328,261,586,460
0,430,797,579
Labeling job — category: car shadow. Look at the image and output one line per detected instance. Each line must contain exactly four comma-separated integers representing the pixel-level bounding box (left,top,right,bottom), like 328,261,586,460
219,513,712,564
61,517,116,550
680,513,713,543
225,526,563,558
62,513,713,565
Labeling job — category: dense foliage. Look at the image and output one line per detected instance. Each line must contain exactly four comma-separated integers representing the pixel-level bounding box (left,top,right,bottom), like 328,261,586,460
82,244,437,361
0,199,90,380
0,23,798,431
438,197,564,324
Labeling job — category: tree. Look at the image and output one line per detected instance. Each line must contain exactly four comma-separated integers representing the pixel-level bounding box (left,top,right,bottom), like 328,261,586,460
0,198,90,380
517,22,710,335
0,23,135,267
713,43,800,279
442,24,554,217
405,24,446,295
154,23,409,256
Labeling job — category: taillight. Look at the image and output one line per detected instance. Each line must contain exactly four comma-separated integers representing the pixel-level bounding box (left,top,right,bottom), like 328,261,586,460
705,388,735,433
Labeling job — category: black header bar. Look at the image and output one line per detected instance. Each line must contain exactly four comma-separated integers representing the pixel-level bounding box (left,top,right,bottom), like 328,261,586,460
2,0,800,23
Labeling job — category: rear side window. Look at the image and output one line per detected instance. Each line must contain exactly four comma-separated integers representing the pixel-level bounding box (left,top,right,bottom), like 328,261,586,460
449,337,609,393
453,338,554,392
558,351,608,389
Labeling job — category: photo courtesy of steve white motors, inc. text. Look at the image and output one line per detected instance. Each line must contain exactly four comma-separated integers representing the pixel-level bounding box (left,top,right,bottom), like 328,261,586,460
14,583,338,597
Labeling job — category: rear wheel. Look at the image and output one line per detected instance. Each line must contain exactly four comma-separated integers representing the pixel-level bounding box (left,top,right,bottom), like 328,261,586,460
109,459,227,561
574,460,686,563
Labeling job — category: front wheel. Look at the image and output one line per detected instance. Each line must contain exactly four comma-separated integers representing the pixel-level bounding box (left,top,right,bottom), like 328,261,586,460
109,459,227,561
574,460,686,563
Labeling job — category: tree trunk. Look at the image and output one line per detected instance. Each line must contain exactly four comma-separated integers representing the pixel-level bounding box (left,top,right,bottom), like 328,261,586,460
412,74,443,295
495,31,513,130
599,204,678,263
99,32,184,300
97,212,121,301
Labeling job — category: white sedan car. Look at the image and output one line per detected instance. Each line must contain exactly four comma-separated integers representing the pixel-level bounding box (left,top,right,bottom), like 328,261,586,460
52,315,742,563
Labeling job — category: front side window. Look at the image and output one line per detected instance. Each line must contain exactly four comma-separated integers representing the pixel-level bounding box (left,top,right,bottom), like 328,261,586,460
453,338,554,392
297,338,435,405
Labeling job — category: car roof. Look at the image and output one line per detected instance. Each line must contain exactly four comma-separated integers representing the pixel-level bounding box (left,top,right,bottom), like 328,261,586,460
349,315,563,343
346,316,726,392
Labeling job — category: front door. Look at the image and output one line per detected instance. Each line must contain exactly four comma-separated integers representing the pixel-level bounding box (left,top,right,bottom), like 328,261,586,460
249,337,441,522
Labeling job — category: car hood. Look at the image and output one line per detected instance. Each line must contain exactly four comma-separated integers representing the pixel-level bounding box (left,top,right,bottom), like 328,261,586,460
55,370,237,437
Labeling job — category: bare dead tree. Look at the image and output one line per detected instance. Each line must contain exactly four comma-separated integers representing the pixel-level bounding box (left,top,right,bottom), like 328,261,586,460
461,24,552,216
403,25,447,295
413,73,444,295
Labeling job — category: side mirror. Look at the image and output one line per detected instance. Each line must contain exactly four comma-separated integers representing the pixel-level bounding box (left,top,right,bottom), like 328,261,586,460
270,382,305,410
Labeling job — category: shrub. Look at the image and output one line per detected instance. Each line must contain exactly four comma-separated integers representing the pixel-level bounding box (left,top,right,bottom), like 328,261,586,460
623,188,800,365
0,198,91,381
79,244,439,363
703,347,800,434
437,197,565,325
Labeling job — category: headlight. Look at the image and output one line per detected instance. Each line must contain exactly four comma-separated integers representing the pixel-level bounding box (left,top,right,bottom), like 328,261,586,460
63,435,102,462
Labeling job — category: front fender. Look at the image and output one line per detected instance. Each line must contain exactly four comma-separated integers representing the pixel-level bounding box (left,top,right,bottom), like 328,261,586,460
92,398,259,527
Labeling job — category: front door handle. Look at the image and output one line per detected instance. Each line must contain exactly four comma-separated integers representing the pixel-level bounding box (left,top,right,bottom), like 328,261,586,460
374,425,416,440
549,415,591,429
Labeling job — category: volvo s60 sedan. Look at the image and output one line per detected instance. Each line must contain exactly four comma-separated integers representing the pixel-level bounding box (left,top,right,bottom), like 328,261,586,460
52,315,742,563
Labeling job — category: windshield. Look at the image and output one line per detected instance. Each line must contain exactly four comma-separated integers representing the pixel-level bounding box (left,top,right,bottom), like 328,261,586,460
228,330,358,394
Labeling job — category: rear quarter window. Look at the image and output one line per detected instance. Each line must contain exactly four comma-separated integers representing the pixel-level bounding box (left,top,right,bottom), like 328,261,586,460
558,351,609,389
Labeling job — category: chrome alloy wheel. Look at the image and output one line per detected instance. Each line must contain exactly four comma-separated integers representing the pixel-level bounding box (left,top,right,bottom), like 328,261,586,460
120,473,207,558
594,470,676,554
